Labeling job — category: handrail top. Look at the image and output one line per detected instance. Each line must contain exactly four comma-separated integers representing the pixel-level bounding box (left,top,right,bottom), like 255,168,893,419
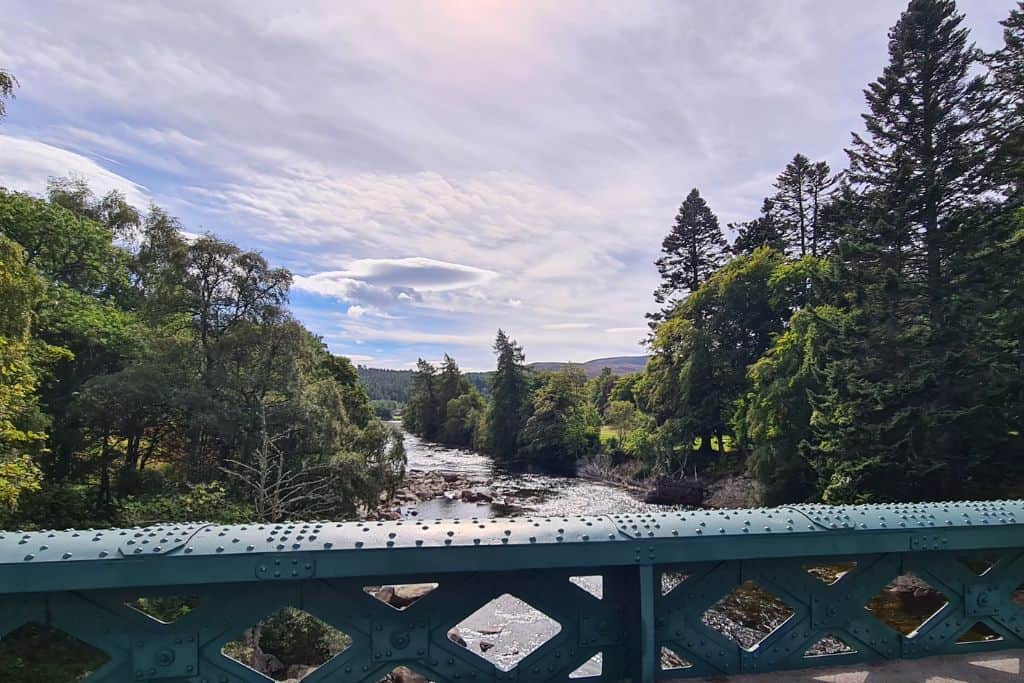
2,499,1021,567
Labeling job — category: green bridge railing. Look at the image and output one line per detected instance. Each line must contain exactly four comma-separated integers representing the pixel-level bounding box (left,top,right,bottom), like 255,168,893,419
2,500,1024,681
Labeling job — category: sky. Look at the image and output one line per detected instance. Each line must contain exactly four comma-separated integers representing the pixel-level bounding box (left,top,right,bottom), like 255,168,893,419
0,1,1016,370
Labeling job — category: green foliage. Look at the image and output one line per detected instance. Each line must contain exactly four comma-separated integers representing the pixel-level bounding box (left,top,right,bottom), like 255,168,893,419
519,368,600,472
648,188,729,327
259,608,351,669
0,68,17,120
636,0,1024,507
0,181,405,530
487,330,530,460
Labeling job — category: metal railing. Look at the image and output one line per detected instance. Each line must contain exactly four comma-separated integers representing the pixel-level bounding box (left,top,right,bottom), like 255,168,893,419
2,500,1024,681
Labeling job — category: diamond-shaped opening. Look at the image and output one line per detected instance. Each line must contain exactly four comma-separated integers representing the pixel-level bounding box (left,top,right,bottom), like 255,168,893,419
364,583,439,610
451,593,561,672
222,607,351,680
127,595,199,624
958,555,999,577
0,622,110,682
804,634,857,657
660,646,693,670
803,562,857,586
957,622,1002,644
569,651,602,678
865,573,949,636
570,575,603,599
701,581,795,650
1014,584,1024,609
661,571,690,596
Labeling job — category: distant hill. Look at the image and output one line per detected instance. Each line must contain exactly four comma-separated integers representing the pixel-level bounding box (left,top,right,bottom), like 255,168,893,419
529,355,648,378
356,356,647,401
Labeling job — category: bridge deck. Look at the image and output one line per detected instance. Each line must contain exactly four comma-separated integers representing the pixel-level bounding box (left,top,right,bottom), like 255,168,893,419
676,649,1023,682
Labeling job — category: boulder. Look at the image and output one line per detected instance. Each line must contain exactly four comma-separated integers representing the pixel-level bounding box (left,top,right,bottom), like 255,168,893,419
448,628,468,648
644,476,704,506
386,666,428,683
390,583,436,608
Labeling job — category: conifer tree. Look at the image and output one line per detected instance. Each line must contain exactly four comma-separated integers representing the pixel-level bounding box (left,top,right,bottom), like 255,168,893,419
772,155,836,256
731,199,787,255
986,1,1024,202
487,330,529,459
648,188,728,326
845,0,991,323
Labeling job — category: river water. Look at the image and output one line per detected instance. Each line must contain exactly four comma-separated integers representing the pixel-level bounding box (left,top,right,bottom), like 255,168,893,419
400,427,664,519
397,427,669,676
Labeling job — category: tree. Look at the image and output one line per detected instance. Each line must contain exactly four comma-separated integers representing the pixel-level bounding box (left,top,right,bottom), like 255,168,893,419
805,0,1004,502
650,248,796,453
487,330,529,460
586,367,616,416
986,2,1024,202
0,236,49,511
772,155,836,257
846,0,992,324
731,199,787,255
403,359,440,439
648,188,729,326
519,368,600,472
605,400,637,441
0,68,16,120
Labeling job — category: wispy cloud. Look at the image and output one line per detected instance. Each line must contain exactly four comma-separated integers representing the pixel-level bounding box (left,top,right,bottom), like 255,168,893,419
1,0,1015,368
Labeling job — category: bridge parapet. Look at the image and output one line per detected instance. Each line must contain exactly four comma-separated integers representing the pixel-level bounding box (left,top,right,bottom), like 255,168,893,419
2,500,1023,681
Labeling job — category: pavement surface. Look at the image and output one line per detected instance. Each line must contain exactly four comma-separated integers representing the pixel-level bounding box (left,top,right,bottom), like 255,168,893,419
671,650,1024,682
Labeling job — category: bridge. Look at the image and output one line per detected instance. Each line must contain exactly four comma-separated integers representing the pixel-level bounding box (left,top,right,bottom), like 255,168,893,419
2,500,1023,682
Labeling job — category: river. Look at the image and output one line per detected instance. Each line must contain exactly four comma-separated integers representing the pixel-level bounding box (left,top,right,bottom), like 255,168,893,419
396,427,672,676
390,427,959,677
400,427,665,520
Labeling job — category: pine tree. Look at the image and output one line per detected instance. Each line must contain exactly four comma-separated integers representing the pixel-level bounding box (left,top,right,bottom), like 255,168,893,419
986,2,1024,202
403,359,440,439
648,188,728,326
772,155,837,256
731,199,787,255
845,0,991,323
810,0,1000,501
487,330,529,460
0,68,16,121
773,154,813,256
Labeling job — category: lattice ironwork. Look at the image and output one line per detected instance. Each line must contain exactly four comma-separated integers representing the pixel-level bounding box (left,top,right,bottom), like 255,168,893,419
1,501,1023,681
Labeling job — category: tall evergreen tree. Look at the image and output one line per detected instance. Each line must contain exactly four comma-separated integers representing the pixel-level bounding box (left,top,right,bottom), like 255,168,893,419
986,2,1024,202
648,188,728,326
773,154,813,256
773,155,836,256
810,0,1001,501
0,68,16,120
403,359,440,439
846,0,991,323
487,330,529,459
731,198,787,255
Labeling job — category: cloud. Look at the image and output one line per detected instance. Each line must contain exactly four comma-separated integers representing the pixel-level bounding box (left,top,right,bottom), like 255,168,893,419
0,135,149,206
2,0,1015,369
543,322,594,330
334,257,497,292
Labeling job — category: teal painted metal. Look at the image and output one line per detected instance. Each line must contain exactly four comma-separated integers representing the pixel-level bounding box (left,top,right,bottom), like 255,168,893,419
1,500,1024,681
